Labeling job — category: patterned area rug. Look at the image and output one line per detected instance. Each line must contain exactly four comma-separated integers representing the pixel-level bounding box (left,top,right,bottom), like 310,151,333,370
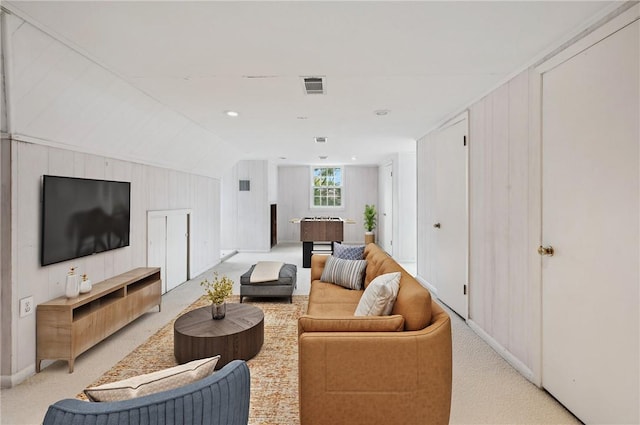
80,295,308,425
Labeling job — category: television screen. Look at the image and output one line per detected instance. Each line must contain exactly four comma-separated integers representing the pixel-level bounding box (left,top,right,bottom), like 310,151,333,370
41,175,131,266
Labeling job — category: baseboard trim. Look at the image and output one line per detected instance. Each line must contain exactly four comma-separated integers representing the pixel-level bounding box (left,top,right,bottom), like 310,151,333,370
1,364,35,388
190,260,221,281
415,274,437,296
467,319,537,386
220,250,238,262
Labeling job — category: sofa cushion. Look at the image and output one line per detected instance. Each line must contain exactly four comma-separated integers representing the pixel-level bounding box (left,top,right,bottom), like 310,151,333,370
332,242,365,260
84,356,219,402
309,281,364,305
354,272,401,316
320,256,367,290
298,315,405,333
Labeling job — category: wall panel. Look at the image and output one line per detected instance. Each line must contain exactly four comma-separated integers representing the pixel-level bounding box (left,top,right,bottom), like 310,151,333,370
507,71,532,364
490,83,511,346
395,152,417,262
467,69,538,376
418,69,539,380
7,13,241,178
8,140,221,378
277,165,378,244
220,160,270,252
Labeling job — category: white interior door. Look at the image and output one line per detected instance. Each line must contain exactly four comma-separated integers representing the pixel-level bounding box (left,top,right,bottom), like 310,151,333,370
166,213,188,292
382,163,393,254
147,215,167,293
434,117,468,319
541,20,639,424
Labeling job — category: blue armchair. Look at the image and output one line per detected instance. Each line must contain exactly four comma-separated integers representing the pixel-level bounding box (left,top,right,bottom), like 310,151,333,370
42,360,250,425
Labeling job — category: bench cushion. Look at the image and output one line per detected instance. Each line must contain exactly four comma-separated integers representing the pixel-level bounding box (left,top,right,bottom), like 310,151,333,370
241,263,297,286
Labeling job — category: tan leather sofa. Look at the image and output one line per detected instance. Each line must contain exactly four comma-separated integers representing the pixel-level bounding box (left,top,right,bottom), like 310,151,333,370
298,243,452,425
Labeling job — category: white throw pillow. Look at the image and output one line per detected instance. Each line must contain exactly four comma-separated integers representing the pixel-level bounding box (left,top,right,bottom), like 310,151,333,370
84,356,220,402
354,272,401,316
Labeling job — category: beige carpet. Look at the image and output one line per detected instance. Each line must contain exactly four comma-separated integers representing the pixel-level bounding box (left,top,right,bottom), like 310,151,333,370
80,292,580,425
80,295,307,425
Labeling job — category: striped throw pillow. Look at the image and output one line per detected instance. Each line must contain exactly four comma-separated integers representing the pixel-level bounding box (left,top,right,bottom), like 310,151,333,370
320,255,367,290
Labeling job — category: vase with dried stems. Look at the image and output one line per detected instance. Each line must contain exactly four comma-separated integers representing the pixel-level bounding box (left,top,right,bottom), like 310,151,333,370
200,272,234,319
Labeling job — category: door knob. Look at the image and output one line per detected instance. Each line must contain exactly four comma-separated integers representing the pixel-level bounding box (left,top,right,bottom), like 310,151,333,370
433,223,441,229
538,245,554,256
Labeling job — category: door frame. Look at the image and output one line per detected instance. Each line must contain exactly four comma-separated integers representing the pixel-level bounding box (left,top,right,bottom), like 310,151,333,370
381,162,393,255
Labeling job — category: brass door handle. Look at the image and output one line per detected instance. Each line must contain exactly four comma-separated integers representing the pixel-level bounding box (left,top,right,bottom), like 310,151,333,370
538,245,554,256
433,223,441,229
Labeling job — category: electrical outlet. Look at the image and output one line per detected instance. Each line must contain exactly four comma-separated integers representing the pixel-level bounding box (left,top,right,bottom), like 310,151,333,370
19,296,34,317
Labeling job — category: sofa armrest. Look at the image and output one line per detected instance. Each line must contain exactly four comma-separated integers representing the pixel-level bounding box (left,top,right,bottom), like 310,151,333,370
298,314,404,334
298,313,452,425
310,254,329,281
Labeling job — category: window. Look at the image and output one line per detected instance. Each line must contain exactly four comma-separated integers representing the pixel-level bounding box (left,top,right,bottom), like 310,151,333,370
311,167,343,207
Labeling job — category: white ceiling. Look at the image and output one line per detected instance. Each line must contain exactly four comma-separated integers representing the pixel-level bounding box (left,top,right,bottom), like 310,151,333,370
5,1,617,166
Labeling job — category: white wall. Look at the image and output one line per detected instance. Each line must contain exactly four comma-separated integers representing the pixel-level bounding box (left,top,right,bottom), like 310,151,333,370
3,12,241,179
467,69,540,380
3,139,221,385
0,12,230,386
277,165,378,244
0,138,10,382
377,154,417,262
268,161,278,205
220,165,237,250
417,68,539,382
220,160,271,252
394,152,417,262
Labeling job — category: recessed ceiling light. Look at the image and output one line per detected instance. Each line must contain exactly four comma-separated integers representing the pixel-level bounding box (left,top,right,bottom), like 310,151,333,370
297,116,308,120
351,156,357,161
225,110,239,117
374,109,390,116
319,155,328,160
279,156,287,160
314,137,327,144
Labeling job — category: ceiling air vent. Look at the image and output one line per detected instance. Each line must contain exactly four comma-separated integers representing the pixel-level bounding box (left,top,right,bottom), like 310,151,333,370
314,137,327,144
303,77,325,95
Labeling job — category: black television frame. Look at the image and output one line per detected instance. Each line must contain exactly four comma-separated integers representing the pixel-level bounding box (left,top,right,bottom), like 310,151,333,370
40,175,131,266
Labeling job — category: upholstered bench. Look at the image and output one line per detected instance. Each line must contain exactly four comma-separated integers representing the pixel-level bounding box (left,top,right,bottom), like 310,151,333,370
240,263,297,303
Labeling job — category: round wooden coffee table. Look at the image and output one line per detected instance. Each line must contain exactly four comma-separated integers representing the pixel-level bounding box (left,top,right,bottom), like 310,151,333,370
174,303,264,369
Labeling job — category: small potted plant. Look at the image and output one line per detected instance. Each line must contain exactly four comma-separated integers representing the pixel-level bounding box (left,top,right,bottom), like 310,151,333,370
363,204,377,244
200,272,234,319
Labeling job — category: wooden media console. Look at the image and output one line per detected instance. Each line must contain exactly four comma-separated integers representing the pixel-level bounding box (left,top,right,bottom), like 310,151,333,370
36,267,162,373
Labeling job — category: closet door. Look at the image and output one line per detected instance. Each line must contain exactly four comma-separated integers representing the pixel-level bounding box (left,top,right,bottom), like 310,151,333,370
434,117,468,319
381,163,393,254
147,210,190,294
166,213,188,292
147,215,167,293
541,20,639,424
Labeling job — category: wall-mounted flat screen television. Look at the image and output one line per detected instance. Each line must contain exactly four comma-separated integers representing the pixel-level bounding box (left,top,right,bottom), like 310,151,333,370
41,175,131,266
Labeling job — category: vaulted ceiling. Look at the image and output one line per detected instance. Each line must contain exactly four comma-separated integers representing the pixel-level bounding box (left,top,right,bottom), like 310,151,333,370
4,1,617,171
